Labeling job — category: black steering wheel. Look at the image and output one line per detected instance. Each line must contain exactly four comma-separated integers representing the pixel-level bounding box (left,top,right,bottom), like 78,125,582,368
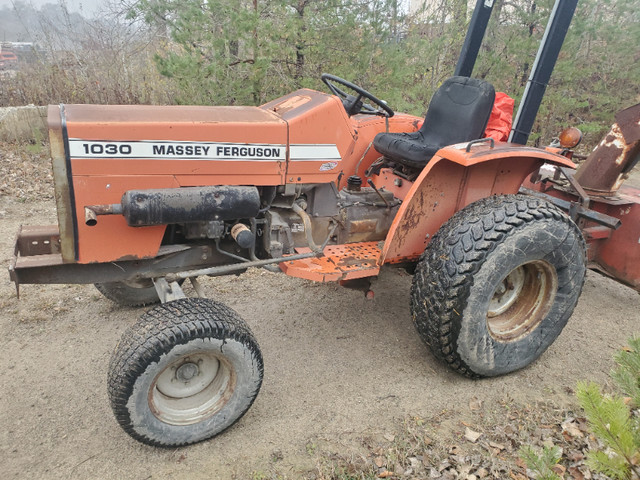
321,73,394,118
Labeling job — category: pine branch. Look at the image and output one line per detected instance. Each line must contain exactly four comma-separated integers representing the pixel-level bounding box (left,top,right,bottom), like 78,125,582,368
578,381,638,479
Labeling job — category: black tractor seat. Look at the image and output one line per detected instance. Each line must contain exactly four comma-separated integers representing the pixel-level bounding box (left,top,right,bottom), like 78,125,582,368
373,76,495,169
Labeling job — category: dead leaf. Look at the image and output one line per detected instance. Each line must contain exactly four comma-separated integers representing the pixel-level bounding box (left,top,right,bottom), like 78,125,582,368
476,467,489,478
552,464,567,475
489,441,505,451
575,417,589,432
567,450,585,462
569,466,585,480
482,443,502,456
374,456,385,468
378,470,394,478
383,433,395,442
562,419,584,438
464,427,482,443
469,397,483,411
543,438,557,449
503,424,517,435
515,458,527,469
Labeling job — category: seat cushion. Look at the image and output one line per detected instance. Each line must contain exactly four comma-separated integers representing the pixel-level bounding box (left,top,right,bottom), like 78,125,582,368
373,76,495,169
373,131,441,168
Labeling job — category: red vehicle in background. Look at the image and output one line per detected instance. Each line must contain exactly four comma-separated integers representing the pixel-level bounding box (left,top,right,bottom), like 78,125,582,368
0,50,18,70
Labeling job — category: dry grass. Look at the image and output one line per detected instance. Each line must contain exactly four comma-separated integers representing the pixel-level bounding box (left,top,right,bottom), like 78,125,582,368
0,141,54,201
0,48,179,107
0,3,180,108
245,397,600,480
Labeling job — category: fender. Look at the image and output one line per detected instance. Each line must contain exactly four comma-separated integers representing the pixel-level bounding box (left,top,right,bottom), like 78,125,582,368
380,142,576,264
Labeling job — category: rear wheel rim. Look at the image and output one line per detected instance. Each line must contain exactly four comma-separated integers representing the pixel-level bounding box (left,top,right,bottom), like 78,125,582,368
486,260,558,342
149,352,236,426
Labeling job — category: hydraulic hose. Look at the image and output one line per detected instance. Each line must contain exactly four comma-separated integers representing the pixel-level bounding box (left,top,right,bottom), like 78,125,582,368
291,202,323,254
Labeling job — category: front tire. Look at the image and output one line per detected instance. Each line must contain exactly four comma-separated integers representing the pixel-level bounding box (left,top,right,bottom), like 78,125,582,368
411,194,586,377
95,279,186,307
95,280,160,307
108,298,263,447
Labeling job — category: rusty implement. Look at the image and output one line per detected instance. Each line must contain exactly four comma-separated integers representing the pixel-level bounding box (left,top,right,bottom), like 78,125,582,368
573,103,640,195
526,103,640,292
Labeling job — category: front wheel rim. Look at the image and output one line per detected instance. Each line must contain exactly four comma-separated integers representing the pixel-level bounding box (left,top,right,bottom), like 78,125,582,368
487,260,558,342
149,352,236,426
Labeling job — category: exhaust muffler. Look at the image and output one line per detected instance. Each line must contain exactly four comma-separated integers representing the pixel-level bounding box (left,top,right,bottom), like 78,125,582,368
85,186,260,227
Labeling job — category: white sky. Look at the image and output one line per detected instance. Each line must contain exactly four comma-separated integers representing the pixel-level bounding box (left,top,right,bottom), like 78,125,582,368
0,0,103,15
0,0,414,18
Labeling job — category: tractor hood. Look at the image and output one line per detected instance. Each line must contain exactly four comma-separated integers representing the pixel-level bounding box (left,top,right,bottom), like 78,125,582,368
47,89,356,263
56,103,289,184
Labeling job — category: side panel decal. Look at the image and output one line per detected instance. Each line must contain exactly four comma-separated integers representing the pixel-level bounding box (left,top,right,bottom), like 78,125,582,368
289,144,341,161
68,140,342,163
69,140,287,161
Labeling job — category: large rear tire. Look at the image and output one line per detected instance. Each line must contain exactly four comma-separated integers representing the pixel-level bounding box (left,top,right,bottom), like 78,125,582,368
411,194,586,378
108,298,263,447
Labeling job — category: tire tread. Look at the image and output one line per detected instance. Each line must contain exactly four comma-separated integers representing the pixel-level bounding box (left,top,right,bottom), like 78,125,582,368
410,194,586,378
108,297,263,447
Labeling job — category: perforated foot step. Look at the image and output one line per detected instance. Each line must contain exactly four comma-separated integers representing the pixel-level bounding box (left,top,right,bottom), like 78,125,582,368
279,242,382,282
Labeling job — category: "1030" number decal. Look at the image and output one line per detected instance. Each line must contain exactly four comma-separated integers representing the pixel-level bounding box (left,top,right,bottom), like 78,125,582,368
81,143,132,155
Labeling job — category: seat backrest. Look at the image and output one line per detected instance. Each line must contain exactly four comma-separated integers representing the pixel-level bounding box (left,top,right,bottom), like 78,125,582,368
420,76,495,147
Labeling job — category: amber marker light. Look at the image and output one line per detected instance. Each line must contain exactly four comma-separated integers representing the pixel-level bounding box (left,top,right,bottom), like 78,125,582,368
558,127,583,148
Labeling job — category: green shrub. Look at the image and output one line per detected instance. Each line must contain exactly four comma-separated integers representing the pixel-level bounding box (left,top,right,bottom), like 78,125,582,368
520,337,640,480
519,444,562,480
577,337,640,480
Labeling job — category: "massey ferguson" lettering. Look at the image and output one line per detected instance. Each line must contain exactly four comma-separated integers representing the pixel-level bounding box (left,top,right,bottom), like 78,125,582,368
215,145,281,158
152,145,211,156
68,140,287,161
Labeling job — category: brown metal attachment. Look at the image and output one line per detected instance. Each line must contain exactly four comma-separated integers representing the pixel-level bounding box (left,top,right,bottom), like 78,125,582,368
14,225,61,256
9,225,62,297
574,103,640,196
519,187,621,230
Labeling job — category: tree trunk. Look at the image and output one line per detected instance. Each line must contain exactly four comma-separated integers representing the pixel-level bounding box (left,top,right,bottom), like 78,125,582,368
294,0,307,86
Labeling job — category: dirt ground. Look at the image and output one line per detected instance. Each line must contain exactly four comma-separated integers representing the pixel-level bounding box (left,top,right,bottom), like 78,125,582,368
1,165,639,479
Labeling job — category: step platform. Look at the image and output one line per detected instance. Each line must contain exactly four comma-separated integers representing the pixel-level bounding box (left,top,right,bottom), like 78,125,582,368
279,242,382,282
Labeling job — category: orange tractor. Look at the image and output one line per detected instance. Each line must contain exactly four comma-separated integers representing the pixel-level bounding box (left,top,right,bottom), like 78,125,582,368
9,0,640,446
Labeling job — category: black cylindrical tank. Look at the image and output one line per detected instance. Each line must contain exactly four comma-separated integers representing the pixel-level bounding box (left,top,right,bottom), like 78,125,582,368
121,186,261,226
